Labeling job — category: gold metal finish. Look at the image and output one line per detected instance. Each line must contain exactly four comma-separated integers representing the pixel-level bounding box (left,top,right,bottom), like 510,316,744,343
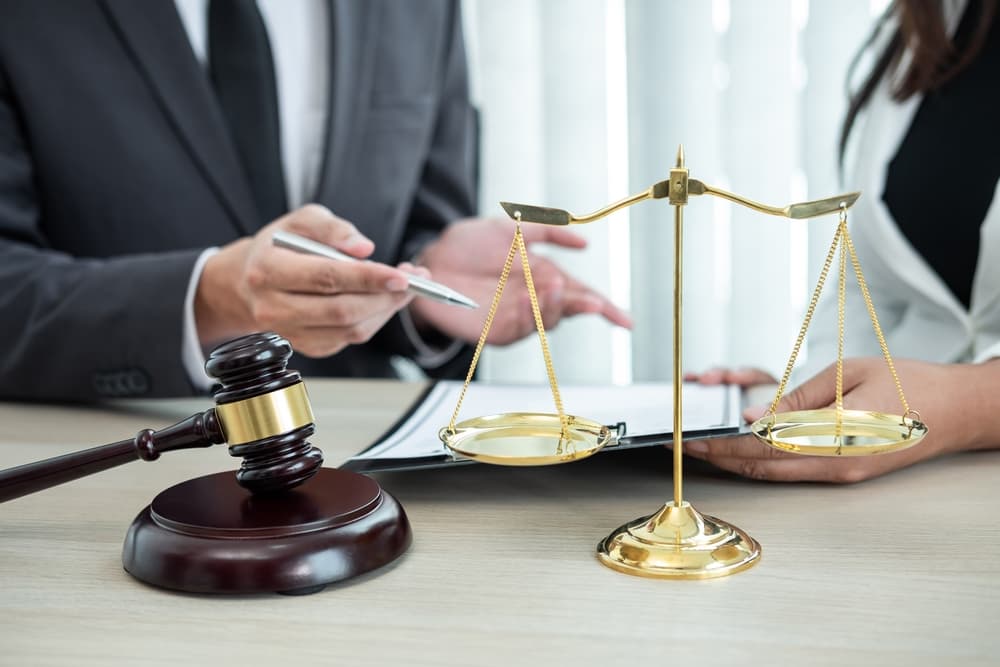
594,146,760,579
688,180,861,219
671,147,686,507
500,180,670,226
597,501,761,579
458,144,922,580
752,205,925,455
215,382,314,445
750,409,927,455
501,173,859,226
441,413,612,465
439,218,610,465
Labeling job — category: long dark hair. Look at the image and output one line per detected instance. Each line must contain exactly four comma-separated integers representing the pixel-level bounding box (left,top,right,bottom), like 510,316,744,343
839,0,997,161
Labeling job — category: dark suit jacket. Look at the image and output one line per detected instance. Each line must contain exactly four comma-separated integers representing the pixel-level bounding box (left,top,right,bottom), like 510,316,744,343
0,0,477,400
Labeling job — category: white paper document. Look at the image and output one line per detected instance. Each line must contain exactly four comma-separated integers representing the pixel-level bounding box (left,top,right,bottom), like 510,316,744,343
348,381,742,467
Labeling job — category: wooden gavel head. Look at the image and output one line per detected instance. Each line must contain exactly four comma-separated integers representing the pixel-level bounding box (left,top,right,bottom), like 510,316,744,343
0,332,324,505
205,332,324,494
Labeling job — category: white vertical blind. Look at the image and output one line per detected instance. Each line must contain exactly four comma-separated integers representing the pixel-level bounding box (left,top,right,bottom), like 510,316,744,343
462,0,881,385
464,0,621,384
625,0,725,381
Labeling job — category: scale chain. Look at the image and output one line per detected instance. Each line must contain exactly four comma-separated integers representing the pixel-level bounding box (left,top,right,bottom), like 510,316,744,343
767,221,843,418
447,226,519,432
843,226,911,416
448,218,568,433
767,205,915,432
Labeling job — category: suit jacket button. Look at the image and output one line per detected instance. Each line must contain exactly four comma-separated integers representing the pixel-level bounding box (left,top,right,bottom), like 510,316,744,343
92,374,110,396
108,373,123,397
126,369,150,395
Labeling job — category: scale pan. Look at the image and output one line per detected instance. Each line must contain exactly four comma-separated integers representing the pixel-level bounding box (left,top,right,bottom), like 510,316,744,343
440,412,613,466
750,408,927,456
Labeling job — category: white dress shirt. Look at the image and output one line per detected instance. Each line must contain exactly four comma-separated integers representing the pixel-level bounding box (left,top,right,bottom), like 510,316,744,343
175,0,330,388
173,0,457,387
174,0,330,208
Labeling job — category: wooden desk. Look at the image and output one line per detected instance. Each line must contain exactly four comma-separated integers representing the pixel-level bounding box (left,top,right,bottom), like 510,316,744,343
1,379,998,666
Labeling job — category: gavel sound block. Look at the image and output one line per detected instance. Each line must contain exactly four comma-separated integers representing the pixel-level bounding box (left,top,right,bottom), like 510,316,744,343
0,333,411,595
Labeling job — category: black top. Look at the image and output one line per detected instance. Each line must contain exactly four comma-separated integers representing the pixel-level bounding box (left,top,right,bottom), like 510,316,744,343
883,2,1000,310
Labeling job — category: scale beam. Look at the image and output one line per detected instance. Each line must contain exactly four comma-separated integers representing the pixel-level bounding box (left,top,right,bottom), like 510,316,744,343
501,182,860,225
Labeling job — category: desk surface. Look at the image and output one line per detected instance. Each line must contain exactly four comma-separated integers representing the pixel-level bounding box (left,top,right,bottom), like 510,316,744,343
1,379,998,666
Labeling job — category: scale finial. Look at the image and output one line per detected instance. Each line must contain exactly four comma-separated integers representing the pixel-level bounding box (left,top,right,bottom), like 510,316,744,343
676,144,685,167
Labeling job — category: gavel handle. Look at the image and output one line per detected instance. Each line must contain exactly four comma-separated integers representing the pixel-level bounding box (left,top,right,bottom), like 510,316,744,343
0,408,225,503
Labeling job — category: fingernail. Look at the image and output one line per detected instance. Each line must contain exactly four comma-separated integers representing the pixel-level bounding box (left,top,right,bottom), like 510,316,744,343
386,277,409,291
744,404,768,422
685,441,708,455
547,290,563,306
346,233,371,249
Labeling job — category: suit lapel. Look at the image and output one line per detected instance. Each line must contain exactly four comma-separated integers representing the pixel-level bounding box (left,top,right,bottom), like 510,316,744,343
100,0,259,235
314,0,379,202
862,88,967,324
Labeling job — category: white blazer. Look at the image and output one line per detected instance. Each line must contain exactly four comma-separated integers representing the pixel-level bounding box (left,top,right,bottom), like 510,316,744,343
804,4,1000,378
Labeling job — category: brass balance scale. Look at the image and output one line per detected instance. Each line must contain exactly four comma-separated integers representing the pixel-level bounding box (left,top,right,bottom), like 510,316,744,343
439,146,928,579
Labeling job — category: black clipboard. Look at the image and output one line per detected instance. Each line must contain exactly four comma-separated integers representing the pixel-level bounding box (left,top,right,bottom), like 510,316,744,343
341,381,748,474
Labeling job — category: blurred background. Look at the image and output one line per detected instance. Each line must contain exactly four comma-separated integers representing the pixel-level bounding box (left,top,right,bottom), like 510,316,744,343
461,0,889,385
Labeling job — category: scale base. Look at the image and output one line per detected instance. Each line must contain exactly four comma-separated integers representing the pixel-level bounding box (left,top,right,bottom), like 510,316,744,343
597,501,760,579
122,467,411,594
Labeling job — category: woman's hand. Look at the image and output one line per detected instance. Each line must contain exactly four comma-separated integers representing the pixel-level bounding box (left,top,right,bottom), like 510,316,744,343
681,357,1000,483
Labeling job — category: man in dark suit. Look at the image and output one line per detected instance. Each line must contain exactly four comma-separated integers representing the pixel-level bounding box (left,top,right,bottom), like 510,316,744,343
0,0,630,401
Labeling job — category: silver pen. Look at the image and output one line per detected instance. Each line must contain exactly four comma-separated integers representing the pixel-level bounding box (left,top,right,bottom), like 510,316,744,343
272,230,479,309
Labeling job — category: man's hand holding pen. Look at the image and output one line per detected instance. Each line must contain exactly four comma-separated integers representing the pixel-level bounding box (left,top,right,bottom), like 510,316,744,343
195,207,632,359
196,204,422,357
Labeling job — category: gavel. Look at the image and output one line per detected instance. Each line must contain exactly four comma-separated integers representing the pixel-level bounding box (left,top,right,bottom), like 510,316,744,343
0,332,323,502
0,332,411,594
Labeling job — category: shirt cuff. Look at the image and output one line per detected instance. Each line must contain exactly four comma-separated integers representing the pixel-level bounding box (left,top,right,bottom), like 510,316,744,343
398,305,465,369
181,247,220,391
974,342,1000,364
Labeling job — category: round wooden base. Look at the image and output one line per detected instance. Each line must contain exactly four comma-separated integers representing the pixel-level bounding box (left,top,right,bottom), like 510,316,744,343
122,467,410,594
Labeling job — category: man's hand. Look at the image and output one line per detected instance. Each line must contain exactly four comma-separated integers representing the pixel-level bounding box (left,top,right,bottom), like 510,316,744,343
196,204,424,357
409,217,632,345
681,357,1000,483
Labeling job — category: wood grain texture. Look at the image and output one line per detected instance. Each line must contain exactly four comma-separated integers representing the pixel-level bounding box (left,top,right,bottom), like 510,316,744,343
0,378,998,666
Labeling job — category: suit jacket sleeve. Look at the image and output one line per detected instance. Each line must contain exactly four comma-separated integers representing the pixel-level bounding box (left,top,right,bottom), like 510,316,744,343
0,67,201,401
370,0,478,378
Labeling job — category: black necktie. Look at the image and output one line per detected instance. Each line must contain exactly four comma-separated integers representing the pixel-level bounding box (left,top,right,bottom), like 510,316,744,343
208,0,288,224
